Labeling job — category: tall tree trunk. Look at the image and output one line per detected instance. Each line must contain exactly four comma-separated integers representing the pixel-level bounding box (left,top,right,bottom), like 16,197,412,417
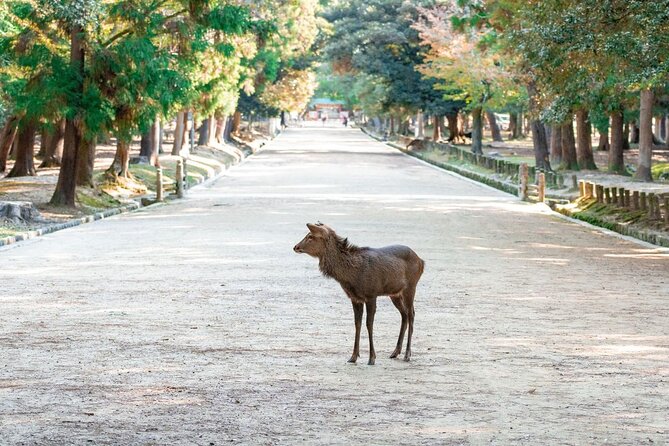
432,115,441,141
485,110,503,142
51,24,84,206
224,116,234,142
526,83,549,169
471,108,483,154
549,125,562,166
661,114,667,142
172,111,186,155
654,114,662,141
40,119,65,168
623,121,631,151
7,121,37,177
76,136,96,187
531,120,550,170
139,118,159,166
560,120,578,170
231,110,241,135
416,112,425,138
215,117,225,143
198,118,210,145
609,111,625,174
0,115,19,172
107,138,131,178
446,113,458,142
575,109,596,169
508,113,518,139
630,121,639,144
38,127,47,158
597,131,610,152
634,89,654,181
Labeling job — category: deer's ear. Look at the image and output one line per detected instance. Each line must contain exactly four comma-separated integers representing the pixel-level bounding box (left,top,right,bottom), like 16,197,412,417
307,223,327,235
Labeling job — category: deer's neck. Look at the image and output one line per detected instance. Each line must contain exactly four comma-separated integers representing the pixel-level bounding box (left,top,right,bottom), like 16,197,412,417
318,243,360,284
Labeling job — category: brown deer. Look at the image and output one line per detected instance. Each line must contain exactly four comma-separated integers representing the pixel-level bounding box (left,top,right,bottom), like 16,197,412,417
293,223,425,364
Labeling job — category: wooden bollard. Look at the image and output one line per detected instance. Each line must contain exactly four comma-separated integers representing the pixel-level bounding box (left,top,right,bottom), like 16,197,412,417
610,187,617,205
579,180,586,197
664,196,669,224
604,187,611,204
624,189,631,208
595,184,604,203
583,182,594,198
640,192,647,211
631,191,639,210
571,175,578,190
519,163,529,201
648,193,656,218
176,158,184,198
156,167,164,202
537,172,546,203
617,187,625,207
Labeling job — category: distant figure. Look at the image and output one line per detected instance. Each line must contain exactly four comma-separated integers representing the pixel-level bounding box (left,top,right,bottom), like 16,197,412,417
280,111,287,129
322,115,328,126
343,116,348,127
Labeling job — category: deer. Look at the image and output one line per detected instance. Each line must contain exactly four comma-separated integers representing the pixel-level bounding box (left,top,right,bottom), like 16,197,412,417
293,223,425,365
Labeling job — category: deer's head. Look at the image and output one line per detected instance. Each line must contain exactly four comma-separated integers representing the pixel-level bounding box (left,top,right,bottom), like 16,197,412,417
293,223,332,258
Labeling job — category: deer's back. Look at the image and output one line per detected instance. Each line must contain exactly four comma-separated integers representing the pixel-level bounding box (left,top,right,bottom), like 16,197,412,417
345,245,424,298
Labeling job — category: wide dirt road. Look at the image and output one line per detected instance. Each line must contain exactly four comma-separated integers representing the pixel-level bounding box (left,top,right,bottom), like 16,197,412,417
1,125,668,445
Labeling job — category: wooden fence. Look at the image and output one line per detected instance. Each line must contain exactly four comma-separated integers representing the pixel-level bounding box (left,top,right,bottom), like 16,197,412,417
578,180,669,224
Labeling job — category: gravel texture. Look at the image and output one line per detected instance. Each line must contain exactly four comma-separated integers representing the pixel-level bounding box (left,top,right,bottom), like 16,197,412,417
1,124,668,445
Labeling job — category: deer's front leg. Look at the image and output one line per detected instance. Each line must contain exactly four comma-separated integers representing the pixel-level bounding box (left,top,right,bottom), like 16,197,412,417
366,298,377,365
348,301,364,363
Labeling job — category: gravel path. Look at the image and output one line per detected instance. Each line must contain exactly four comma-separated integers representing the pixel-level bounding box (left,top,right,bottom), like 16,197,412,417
1,124,668,445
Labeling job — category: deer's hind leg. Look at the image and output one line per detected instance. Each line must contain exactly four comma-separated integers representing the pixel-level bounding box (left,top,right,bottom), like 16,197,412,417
389,294,408,359
403,287,416,362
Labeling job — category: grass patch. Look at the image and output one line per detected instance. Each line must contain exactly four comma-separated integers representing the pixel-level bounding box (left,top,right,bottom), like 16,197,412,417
0,227,20,238
651,162,669,181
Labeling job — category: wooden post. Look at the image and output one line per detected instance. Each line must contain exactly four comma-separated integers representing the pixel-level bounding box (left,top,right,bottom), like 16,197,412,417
632,191,639,210
156,167,164,202
537,172,546,203
519,163,529,201
176,158,184,198
595,184,604,203
664,196,669,224
624,189,631,208
578,180,586,197
584,182,594,198
640,192,647,211
604,187,611,204
648,193,656,218
610,187,617,205
618,187,625,206
571,174,578,190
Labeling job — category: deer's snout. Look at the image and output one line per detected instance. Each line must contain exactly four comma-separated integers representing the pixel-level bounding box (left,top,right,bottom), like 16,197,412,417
293,244,303,253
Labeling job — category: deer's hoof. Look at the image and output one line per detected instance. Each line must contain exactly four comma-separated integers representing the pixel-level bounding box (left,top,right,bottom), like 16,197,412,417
347,356,358,364
389,349,400,359
403,355,411,362
368,358,375,365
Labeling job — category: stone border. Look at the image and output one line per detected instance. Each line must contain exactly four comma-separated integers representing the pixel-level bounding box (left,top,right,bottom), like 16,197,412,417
0,137,272,249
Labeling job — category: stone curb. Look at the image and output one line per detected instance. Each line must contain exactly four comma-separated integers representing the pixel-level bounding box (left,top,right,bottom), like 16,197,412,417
0,136,273,249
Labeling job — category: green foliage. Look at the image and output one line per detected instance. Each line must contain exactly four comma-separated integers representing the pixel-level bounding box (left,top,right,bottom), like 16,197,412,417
323,0,462,118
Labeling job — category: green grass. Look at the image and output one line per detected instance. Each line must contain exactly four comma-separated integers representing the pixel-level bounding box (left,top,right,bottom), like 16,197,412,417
0,227,20,238
651,162,669,181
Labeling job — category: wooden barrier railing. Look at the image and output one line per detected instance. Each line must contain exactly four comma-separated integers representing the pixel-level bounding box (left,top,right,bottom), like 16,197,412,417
578,180,669,224
397,136,567,190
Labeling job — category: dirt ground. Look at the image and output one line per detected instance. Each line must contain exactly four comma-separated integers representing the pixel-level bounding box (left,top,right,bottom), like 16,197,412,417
1,122,668,445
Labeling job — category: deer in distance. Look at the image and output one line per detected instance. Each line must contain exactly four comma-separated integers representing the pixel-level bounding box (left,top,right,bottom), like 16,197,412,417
293,223,425,364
